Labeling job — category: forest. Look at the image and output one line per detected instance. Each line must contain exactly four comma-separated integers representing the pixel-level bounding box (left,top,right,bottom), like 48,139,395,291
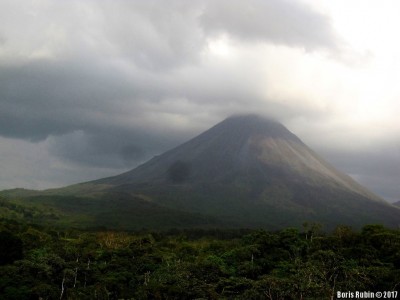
0,217,399,299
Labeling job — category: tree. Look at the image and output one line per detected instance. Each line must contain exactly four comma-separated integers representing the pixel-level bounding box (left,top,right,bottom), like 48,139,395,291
0,231,23,265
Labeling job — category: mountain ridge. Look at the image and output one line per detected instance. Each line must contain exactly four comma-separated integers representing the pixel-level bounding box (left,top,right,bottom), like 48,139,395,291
1,114,399,229
93,115,382,202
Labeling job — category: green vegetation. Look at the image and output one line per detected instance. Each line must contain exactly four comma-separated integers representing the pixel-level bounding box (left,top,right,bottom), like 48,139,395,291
0,217,399,299
1,194,399,299
0,194,226,230
3,185,399,232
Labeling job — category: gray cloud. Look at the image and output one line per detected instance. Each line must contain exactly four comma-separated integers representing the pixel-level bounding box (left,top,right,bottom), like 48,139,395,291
47,127,182,169
201,0,337,49
97,1,207,70
0,0,338,140
315,146,400,203
0,60,135,140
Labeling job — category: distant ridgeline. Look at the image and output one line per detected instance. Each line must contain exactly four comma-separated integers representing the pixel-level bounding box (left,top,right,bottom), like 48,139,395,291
1,115,400,230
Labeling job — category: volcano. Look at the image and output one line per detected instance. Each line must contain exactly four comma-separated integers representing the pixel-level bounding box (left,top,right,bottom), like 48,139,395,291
97,115,379,197
4,115,400,229
79,114,398,229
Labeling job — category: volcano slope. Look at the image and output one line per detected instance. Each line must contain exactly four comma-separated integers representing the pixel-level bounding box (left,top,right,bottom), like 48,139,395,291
3,115,400,229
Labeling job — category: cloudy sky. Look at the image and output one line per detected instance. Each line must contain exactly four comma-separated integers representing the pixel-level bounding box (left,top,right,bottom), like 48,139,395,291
1,0,400,203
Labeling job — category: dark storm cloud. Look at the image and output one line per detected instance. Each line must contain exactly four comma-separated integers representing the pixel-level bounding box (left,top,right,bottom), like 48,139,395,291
0,58,194,168
0,60,134,140
47,127,183,169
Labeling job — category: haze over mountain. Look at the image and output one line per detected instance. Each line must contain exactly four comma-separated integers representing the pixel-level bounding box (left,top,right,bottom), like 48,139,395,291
2,115,400,229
